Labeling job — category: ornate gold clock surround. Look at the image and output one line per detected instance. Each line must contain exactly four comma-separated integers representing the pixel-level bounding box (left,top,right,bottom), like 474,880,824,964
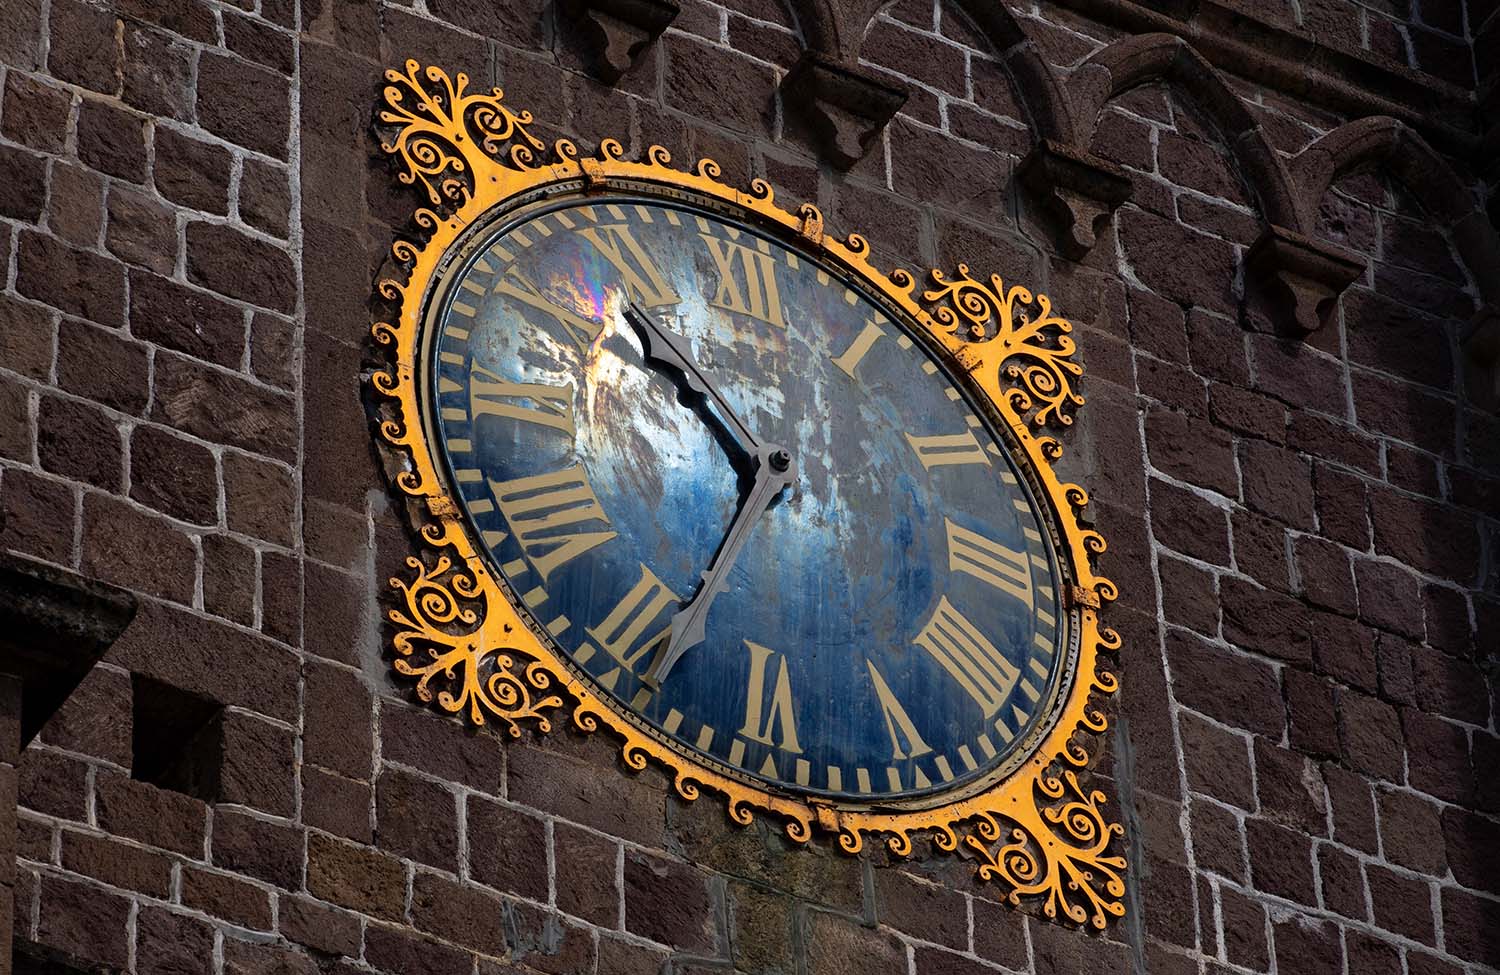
370,61,1125,928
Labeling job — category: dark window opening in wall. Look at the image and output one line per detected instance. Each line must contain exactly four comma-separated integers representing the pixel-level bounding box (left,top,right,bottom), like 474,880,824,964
13,938,115,974
129,674,224,802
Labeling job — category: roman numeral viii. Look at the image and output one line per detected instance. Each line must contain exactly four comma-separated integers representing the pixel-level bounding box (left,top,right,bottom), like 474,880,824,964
866,659,932,760
913,596,1019,718
488,465,617,584
468,364,575,437
587,563,678,670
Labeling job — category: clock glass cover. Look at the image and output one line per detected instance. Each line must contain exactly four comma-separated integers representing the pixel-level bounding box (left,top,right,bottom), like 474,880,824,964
425,191,1071,805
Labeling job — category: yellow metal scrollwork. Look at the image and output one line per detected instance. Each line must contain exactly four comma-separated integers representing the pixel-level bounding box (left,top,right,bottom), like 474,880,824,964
369,60,1126,928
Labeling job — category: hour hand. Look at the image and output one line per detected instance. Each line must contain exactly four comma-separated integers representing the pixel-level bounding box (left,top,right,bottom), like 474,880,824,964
624,303,761,454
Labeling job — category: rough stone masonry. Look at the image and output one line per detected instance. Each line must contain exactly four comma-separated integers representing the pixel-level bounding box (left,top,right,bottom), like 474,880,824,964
0,0,1497,973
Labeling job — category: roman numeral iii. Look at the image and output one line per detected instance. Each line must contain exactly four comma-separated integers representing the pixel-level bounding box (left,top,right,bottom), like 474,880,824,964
488,465,617,583
914,596,1019,718
944,518,1033,608
905,431,991,470
700,234,787,328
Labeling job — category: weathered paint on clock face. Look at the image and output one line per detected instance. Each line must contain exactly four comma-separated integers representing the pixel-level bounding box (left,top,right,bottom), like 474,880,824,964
427,195,1068,802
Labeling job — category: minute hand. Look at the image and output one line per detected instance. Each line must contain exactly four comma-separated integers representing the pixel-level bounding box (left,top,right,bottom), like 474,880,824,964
644,444,797,686
624,303,761,454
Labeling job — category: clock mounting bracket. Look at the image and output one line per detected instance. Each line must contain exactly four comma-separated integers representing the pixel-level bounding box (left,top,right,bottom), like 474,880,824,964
369,60,1126,928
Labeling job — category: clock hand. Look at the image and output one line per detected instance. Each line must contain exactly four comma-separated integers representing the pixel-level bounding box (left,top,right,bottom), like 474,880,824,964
623,302,762,457
642,441,797,687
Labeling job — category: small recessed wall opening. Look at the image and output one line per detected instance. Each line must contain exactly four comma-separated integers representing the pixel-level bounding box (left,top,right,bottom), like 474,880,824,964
129,674,224,802
14,939,101,974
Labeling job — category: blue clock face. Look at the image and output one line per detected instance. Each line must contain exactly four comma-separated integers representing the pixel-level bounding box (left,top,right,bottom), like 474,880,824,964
426,194,1069,802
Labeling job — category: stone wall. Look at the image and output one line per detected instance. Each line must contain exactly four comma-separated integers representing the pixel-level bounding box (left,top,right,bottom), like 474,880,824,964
1,0,1496,973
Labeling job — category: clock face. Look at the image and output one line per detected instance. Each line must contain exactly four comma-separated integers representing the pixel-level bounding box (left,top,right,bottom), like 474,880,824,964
425,193,1070,803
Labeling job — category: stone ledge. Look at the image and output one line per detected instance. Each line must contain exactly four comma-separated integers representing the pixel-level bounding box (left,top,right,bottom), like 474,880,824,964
1017,139,1133,259
1462,306,1499,411
779,52,908,170
1246,224,1365,334
557,0,679,85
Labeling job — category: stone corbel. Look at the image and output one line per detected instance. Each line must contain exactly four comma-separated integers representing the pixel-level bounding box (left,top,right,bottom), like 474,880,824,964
558,0,679,85
1017,139,1133,259
780,52,908,170
1246,223,1365,334
1463,306,1500,411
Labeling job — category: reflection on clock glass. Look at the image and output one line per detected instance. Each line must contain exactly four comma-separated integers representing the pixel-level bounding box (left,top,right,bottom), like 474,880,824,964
426,194,1068,802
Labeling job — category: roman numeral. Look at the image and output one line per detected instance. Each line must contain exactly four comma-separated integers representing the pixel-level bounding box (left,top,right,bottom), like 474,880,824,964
866,659,932,760
489,465,617,583
914,596,1018,718
468,364,575,437
944,518,1032,608
700,235,787,328
492,268,605,352
830,320,886,377
579,224,678,307
739,641,801,754
904,431,991,470
586,562,678,670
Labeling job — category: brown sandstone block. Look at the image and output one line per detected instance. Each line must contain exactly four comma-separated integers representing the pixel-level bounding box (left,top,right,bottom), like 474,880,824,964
80,493,197,603
35,875,130,970
181,865,274,930
136,906,216,975
0,145,47,222
47,0,120,94
409,872,508,955
375,767,459,871
623,849,719,952
186,221,298,313
16,231,127,329
211,807,304,889
202,533,256,626
1,73,70,152
153,127,232,214
307,832,406,921
196,52,291,158
129,424,219,525
76,98,149,182
0,468,77,566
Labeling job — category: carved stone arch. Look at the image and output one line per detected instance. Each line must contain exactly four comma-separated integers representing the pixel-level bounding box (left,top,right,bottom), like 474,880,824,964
1292,117,1500,406
940,0,1079,146
780,0,849,61
1063,32,1372,335
1068,33,1301,233
1293,118,1500,304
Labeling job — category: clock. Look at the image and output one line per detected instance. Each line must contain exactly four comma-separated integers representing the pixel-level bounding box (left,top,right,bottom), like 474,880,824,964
423,195,1069,804
372,61,1124,927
